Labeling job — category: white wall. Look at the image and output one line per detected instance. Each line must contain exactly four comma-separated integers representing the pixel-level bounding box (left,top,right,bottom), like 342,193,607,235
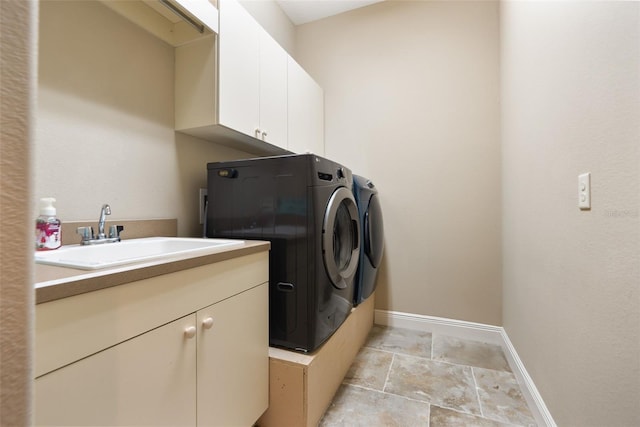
295,1,502,325
501,2,640,425
36,0,252,237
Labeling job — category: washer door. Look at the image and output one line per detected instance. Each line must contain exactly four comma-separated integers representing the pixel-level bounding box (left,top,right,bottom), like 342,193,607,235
364,193,384,268
323,187,360,289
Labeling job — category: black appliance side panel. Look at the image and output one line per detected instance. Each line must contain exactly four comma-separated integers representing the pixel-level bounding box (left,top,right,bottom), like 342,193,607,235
207,159,311,351
270,172,309,350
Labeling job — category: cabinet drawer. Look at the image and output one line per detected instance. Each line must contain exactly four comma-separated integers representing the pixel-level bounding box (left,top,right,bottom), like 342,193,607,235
36,251,268,377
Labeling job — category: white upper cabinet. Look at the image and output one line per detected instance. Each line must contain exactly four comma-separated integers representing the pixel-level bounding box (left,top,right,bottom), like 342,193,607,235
174,0,323,155
288,57,325,156
217,0,260,142
175,0,288,153
258,28,288,150
218,0,288,150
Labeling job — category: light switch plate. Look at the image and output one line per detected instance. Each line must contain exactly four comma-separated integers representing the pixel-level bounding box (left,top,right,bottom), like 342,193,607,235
578,173,591,210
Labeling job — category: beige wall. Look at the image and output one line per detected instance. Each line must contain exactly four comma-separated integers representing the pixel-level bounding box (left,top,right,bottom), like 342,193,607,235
0,0,36,424
295,1,502,325
36,0,252,238
501,2,640,426
16,2,639,425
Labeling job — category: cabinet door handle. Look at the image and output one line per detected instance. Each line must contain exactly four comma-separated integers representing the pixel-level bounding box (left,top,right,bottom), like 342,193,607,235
202,317,214,330
261,131,267,141
184,326,197,338
255,128,261,138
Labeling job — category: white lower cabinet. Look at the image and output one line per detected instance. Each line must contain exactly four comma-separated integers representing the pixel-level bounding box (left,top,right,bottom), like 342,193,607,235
35,253,269,427
197,284,268,426
35,314,198,426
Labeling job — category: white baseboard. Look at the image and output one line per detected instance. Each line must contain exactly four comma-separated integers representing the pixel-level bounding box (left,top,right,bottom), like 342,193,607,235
374,309,504,344
374,309,556,427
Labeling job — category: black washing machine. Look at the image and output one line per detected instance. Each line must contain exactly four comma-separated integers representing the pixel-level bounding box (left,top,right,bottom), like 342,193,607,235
207,154,360,352
353,175,384,306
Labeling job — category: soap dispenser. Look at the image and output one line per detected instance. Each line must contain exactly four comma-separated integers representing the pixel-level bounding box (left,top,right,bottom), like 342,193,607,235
36,197,62,251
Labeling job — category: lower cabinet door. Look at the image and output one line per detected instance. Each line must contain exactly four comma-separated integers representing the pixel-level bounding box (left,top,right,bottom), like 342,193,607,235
35,314,197,426
197,283,269,427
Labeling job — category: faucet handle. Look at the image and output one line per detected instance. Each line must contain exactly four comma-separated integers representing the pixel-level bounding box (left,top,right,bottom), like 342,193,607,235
109,225,124,239
76,226,94,241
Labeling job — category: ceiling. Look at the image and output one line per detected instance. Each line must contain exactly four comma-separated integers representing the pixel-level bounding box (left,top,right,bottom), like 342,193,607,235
276,0,384,25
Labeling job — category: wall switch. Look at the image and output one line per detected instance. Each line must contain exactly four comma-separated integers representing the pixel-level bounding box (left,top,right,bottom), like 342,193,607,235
199,188,208,224
578,173,591,210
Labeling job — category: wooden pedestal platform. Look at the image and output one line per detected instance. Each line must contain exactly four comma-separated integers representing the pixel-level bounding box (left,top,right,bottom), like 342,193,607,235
256,294,375,427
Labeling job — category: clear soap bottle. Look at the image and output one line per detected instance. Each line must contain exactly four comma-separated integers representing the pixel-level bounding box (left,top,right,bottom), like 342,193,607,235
35,197,62,251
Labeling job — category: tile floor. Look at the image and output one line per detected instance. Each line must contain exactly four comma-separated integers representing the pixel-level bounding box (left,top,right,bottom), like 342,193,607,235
319,325,538,427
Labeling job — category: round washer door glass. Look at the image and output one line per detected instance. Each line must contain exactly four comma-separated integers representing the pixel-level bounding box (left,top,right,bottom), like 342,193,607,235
323,187,360,289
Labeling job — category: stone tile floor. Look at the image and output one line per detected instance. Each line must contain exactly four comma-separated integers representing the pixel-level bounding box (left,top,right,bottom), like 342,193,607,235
319,325,538,427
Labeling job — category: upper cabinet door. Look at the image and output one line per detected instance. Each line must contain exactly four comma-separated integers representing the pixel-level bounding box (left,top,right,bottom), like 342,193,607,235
287,57,325,156
175,0,322,155
218,0,260,138
259,28,288,150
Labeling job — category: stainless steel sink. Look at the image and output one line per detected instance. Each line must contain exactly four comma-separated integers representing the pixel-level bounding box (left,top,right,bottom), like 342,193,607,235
34,237,244,270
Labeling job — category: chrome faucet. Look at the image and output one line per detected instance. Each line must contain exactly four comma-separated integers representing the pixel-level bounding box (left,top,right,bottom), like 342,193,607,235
97,204,111,239
76,203,124,245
